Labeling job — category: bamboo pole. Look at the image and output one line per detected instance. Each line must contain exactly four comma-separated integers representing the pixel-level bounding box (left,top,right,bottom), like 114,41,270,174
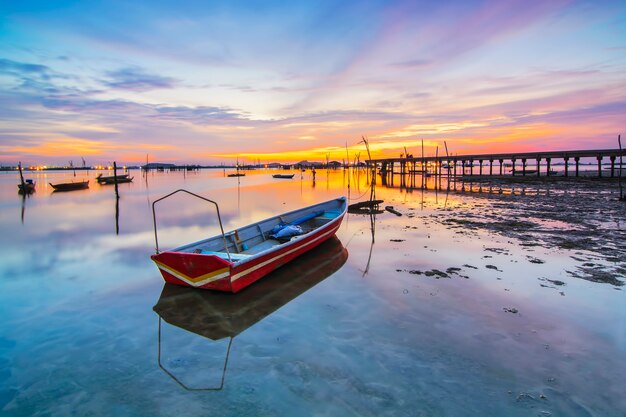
444,141,451,188
18,161,26,190
619,135,624,201
435,145,439,189
421,139,424,189
113,161,119,198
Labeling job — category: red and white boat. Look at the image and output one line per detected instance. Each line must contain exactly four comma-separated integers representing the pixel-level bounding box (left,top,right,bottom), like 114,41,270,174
151,192,347,293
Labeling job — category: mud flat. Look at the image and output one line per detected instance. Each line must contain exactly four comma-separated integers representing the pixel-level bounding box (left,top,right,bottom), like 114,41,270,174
366,176,626,416
438,177,626,286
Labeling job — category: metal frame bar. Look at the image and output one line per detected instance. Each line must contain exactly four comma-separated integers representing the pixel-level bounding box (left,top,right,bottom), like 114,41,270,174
157,317,233,391
152,189,231,262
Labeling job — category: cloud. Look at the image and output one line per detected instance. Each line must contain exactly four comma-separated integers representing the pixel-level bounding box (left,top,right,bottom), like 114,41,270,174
0,58,58,91
391,59,432,69
0,58,51,77
154,105,246,124
42,96,144,113
103,67,177,91
520,100,626,126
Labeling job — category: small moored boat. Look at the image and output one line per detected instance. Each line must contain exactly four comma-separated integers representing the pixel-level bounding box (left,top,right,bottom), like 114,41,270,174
510,169,538,176
226,173,245,177
154,236,348,340
152,236,347,389
96,173,129,180
96,173,131,184
18,179,36,194
272,174,295,179
17,162,35,194
98,177,134,185
49,180,89,192
151,193,347,293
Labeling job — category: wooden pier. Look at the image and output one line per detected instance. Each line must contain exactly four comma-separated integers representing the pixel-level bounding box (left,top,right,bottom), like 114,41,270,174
368,148,625,179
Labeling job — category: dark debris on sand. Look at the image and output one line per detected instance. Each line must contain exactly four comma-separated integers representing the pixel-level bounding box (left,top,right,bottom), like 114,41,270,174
435,178,626,287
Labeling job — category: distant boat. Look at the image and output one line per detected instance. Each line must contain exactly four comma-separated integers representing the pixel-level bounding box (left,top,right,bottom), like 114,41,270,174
17,162,35,194
272,174,294,179
18,179,36,194
227,158,245,177
151,194,347,293
96,173,130,184
49,180,89,192
511,169,538,175
98,176,133,185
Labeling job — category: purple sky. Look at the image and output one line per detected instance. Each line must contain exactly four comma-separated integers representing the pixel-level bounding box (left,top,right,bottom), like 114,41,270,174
1,0,625,165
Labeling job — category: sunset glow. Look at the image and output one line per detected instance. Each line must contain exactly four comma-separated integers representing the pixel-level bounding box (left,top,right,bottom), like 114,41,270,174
1,1,624,166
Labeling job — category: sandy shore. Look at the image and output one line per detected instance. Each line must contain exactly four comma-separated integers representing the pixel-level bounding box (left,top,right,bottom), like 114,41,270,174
418,177,626,286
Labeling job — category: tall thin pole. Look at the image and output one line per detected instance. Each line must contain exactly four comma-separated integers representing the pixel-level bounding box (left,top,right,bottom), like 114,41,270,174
444,141,451,187
18,161,26,189
421,139,424,188
435,145,439,189
345,141,350,189
619,134,623,201
113,161,119,198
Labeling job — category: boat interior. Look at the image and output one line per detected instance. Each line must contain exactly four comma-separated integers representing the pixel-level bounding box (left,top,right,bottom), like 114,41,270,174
174,202,344,263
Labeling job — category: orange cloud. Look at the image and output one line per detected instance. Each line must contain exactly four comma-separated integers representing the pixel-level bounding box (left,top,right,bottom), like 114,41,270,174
7,136,176,159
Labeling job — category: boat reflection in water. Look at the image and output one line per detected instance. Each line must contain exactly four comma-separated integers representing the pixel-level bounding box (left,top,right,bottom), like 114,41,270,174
153,236,348,391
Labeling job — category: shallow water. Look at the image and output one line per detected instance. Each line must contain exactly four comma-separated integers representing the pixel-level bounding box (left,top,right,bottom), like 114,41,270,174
1,169,624,416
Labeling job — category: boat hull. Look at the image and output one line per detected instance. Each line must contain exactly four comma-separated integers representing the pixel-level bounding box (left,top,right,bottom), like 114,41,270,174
18,183,36,194
98,177,133,184
49,181,89,191
151,197,346,293
229,219,342,292
153,236,348,340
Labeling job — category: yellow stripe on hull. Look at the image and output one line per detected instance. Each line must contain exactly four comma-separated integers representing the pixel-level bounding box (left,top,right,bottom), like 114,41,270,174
153,260,231,287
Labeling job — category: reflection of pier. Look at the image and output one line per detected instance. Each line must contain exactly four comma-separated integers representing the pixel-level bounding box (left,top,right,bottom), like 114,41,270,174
370,148,625,180
379,173,617,198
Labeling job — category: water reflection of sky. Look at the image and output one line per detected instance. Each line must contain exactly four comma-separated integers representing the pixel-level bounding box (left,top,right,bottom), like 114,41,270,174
1,169,624,416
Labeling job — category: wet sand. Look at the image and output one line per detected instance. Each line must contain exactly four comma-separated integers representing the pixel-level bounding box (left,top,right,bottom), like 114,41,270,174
434,177,625,286
339,175,626,416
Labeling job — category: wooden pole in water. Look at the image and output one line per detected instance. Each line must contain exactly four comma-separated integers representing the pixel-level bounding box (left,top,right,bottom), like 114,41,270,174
444,141,451,188
619,134,624,201
113,161,119,198
345,141,351,189
115,186,120,235
421,139,424,189
435,146,439,189
18,161,26,190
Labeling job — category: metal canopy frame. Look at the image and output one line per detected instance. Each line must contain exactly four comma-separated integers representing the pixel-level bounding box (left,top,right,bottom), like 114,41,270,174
151,189,231,262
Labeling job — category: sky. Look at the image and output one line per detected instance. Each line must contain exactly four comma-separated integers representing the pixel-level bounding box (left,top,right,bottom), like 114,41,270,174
1,0,625,166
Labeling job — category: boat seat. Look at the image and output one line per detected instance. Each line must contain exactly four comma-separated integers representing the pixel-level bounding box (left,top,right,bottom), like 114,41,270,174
241,239,281,255
199,250,251,262
319,210,341,219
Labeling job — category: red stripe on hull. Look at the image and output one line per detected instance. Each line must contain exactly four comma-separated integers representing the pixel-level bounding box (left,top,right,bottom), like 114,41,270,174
152,252,231,279
230,219,342,292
